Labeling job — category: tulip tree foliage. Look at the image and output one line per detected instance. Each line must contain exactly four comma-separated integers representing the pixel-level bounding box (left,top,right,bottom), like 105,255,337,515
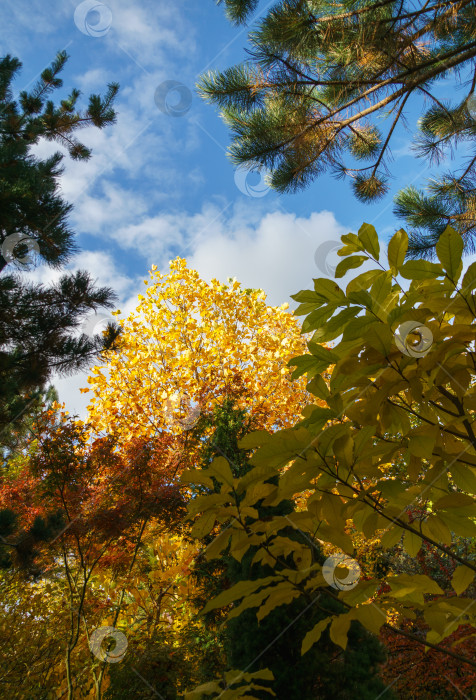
85,258,311,444
182,223,476,696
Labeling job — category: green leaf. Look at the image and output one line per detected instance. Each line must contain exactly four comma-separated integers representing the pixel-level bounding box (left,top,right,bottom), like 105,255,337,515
306,343,340,364
226,587,273,620
306,374,330,400
451,565,475,595
301,305,336,333
346,269,385,293
335,255,367,278
301,617,331,655
399,260,442,279
358,223,380,259
242,482,276,506
389,573,444,598
311,307,361,343
438,511,476,537
342,315,376,341
204,529,231,560
287,354,328,380
340,580,379,607
387,228,408,270
461,261,476,293
294,301,321,317
313,278,346,303
290,289,325,304
302,406,336,432
436,226,463,281
184,680,221,699
317,522,354,551
347,290,374,309
450,464,476,495
365,323,394,356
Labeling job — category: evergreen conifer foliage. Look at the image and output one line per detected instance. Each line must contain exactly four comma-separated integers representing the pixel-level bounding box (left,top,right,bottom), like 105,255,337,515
0,52,120,434
0,51,118,272
205,0,476,257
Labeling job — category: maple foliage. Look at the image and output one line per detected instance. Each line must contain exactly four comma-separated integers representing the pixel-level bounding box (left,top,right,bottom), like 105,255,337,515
0,408,194,698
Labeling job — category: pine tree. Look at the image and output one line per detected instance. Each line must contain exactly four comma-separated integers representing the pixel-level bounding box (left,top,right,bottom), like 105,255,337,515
0,384,57,467
203,0,476,257
0,51,118,272
0,52,120,434
193,400,392,699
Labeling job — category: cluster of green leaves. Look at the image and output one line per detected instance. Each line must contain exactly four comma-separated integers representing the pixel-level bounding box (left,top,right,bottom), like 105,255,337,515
184,669,276,700
182,222,476,696
186,399,389,699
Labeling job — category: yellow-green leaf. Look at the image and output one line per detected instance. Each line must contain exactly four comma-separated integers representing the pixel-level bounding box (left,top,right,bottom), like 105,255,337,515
399,260,442,279
436,226,463,281
181,469,214,488
301,617,331,655
433,493,474,510
451,565,475,595
450,464,476,495
461,261,476,293
387,228,408,271
403,529,422,556
202,577,277,613
358,223,380,259
335,255,367,278
209,456,234,486
421,516,452,546
351,604,387,635
191,511,216,539
329,613,352,650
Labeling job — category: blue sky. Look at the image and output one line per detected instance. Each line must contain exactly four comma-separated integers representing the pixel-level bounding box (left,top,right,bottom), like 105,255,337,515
1,0,471,414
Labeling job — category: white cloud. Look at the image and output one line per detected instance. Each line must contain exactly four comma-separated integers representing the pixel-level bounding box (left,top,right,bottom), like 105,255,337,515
106,202,349,305
106,0,196,66
188,208,348,305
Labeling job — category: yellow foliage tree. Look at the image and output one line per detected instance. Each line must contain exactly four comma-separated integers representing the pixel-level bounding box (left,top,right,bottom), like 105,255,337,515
85,258,310,446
